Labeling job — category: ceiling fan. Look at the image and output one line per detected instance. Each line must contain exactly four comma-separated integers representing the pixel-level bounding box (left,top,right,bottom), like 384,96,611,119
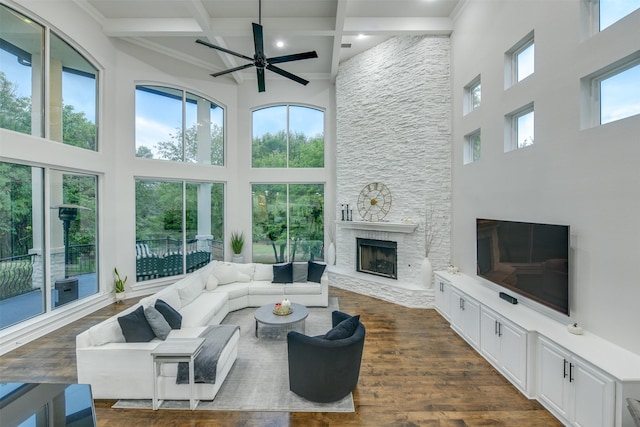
195,0,318,92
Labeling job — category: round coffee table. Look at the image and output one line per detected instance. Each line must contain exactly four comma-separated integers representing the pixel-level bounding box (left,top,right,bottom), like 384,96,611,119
254,303,308,338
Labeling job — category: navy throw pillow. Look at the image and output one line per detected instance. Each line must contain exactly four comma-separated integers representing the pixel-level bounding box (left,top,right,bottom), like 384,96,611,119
324,314,360,340
272,263,293,284
307,261,326,283
117,306,156,343
155,299,182,329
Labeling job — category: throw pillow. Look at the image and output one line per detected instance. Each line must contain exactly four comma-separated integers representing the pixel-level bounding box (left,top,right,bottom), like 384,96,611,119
205,274,219,291
234,263,256,280
254,263,274,281
213,262,239,285
155,299,182,329
117,306,156,343
144,306,171,340
236,272,251,282
307,261,327,283
324,314,361,340
272,263,293,284
177,274,203,306
292,262,308,282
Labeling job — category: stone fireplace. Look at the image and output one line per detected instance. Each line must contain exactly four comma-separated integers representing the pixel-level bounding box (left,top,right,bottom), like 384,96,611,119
329,35,452,309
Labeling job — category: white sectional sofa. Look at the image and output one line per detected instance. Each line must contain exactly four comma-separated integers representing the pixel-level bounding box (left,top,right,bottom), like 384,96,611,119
76,260,328,401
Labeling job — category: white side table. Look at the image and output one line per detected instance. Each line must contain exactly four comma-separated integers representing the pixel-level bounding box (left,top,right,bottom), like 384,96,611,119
151,338,205,410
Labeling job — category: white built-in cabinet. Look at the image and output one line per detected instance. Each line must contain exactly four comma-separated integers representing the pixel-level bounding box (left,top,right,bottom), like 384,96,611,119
449,287,480,349
480,306,528,393
434,271,640,427
537,336,615,427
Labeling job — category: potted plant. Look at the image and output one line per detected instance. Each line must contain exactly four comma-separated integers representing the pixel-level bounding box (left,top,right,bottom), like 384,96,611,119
230,231,245,263
114,267,127,302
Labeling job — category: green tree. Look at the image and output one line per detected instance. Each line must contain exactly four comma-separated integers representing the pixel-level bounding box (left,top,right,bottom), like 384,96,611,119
62,104,96,150
156,123,224,164
0,162,34,258
0,72,31,134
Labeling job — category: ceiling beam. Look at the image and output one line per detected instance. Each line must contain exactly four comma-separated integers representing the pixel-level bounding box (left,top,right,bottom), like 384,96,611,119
330,0,348,82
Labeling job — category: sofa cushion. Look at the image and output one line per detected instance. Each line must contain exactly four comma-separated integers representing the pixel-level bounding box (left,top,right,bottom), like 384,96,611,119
250,281,285,295
217,281,251,299
292,262,308,282
117,306,156,343
272,263,293,283
177,273,204,306
180,292,228,327
284,281,322,295
205,274,219,291
323,314,360,341
254,263,274,281
155,299,183,329
308,261,327,283
158,288,182,311
144,306,171,340
88,319,125,346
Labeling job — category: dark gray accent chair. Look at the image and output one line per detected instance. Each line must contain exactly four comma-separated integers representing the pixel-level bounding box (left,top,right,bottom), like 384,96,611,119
287,310,365,403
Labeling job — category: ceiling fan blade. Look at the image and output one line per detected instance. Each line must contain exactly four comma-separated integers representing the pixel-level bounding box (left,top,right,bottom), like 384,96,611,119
268,51,318,65
210,62,255,78
252,23,264,58
266,64,309,86
257,67,266,92
196,39,254,62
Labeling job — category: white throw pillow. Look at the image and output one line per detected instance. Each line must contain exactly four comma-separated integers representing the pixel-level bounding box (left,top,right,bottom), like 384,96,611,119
236,272,251,282
254,263,274,281
89,320,125,346
234,263,256,280
213,262,239,285
205,274,219,291
177,274,203,306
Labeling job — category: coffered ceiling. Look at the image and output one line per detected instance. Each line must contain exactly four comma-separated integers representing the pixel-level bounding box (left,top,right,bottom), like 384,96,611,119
73,0,461,85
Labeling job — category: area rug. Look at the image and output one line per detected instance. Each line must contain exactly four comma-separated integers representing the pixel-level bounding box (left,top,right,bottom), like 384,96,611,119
113,297,354,412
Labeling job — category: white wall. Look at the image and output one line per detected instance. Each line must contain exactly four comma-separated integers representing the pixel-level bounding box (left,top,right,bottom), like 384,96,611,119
450,1,640,354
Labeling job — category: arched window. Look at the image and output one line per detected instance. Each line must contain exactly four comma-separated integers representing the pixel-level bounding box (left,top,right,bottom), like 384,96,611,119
252,104,324,168
135,85,224,165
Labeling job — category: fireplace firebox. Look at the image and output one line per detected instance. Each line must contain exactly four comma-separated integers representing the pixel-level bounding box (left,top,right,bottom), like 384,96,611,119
356,238,397,279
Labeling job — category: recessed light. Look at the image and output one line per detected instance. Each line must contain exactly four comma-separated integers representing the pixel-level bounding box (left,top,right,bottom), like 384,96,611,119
276,41,284,48
357,34,367,39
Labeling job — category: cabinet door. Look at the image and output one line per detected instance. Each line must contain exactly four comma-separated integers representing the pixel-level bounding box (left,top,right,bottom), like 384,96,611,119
449,288,464,332
499,319,527,390
461,296,480,349
435,278,451,320
571,358,615,427
480,307,500,364
537,337,570,420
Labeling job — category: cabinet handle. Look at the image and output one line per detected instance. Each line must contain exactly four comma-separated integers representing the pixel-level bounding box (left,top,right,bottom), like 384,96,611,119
569,363,574,382
440,282,444,292
498,322,502,337
460,298,465,310
563,359,568,378
495,320,498,335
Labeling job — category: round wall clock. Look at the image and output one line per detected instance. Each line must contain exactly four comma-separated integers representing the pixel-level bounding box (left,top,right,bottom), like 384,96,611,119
357,182,392,222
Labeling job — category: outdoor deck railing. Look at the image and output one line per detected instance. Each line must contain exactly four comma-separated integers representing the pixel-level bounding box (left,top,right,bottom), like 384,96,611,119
0,254,36,301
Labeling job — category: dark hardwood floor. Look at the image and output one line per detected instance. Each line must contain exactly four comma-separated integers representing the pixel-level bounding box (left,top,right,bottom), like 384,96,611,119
0,287,561,426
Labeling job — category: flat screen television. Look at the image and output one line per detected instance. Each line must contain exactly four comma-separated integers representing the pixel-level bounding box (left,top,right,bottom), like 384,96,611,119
476,218,569,316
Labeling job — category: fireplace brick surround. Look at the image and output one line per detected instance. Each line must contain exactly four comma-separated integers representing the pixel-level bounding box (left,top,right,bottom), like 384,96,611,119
330,35,452,308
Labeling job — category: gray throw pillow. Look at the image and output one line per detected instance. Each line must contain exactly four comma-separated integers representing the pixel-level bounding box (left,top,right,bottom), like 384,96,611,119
144,306,172,340
292,262,308,282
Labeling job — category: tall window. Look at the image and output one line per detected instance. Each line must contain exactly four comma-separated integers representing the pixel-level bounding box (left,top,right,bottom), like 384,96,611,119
506,104,535,152
599,0,640,30
600,62,640,124
49,171,98,309
464,130,481,164
135,179,224,282
464,76,481,115
505,32,535,88
0,162,44,329
135,85,224,165
0,4,98,149
252,184,324,264
252,105,324,168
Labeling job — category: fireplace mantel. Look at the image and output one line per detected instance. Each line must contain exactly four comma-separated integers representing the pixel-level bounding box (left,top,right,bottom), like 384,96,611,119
335,220,418,233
